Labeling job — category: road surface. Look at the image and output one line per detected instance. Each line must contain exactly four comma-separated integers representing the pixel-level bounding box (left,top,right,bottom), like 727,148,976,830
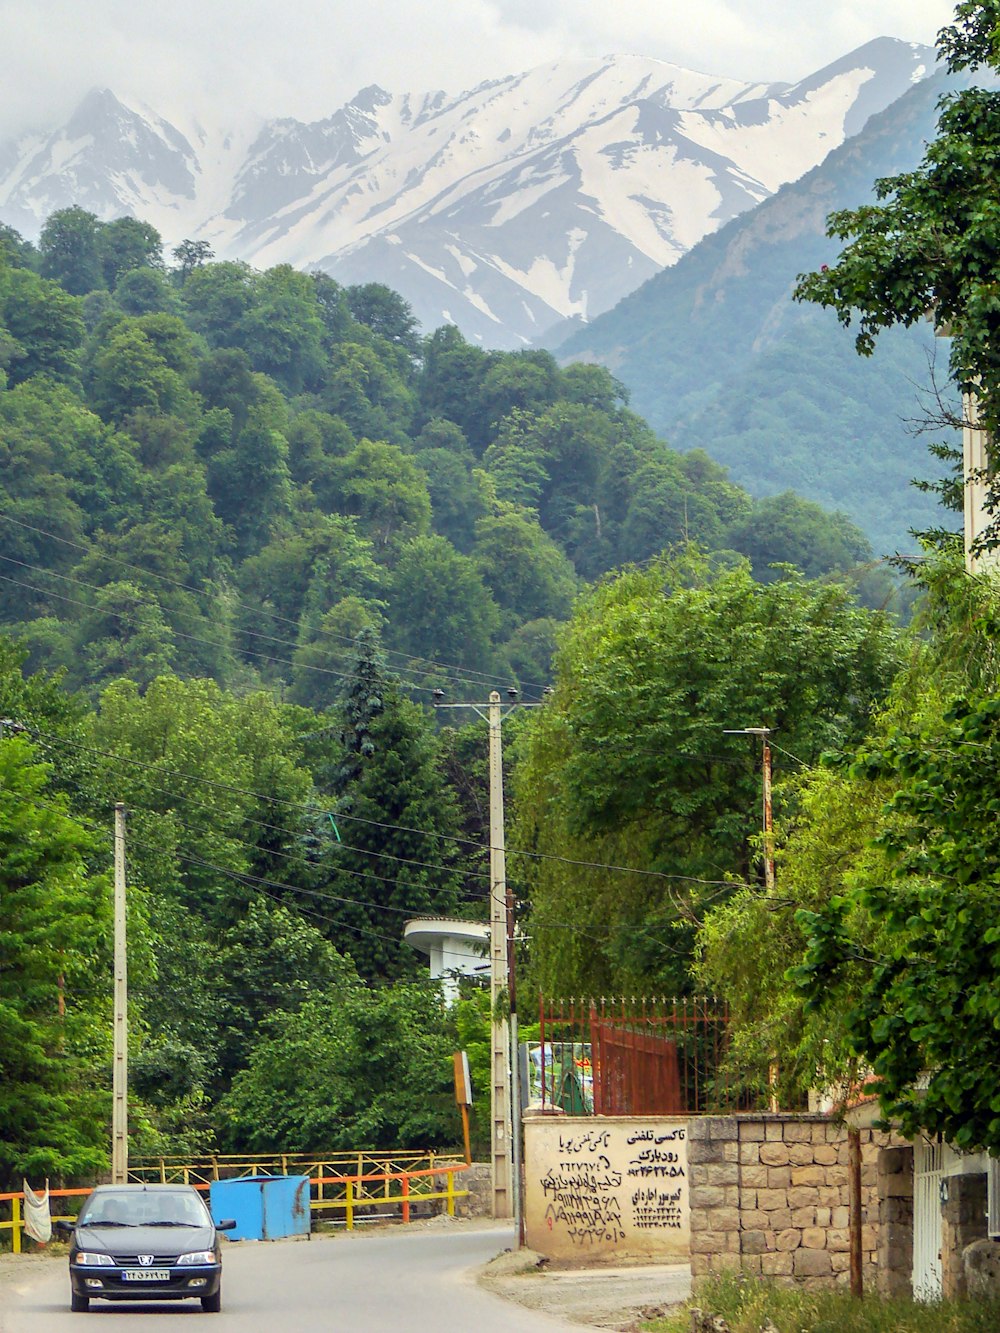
0,1224,585,1332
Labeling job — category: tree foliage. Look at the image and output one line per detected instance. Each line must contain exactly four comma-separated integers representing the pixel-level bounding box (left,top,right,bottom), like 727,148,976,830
794,1,1000,532
515,551,901,995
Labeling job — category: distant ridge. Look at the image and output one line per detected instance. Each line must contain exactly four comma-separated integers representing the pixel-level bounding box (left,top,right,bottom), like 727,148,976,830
552,70,963,555
0,39,933,348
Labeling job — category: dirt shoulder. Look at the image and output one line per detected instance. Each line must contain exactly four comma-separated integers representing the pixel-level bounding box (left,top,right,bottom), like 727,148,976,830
479,1246,691,1331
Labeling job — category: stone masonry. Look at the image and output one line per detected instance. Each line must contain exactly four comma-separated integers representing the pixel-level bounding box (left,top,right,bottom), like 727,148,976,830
688,1114,893,1289
876,1144,913,1297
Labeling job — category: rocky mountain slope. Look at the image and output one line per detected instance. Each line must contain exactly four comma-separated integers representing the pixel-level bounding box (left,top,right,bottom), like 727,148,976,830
552,69,962,556
0,39,932,347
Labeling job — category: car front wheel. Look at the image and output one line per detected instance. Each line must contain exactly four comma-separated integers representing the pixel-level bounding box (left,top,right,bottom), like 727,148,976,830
70,1291,90,1312
201,1287,222,1313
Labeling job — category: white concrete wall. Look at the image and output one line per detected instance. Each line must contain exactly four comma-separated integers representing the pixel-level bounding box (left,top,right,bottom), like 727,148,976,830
524,1116,689,1263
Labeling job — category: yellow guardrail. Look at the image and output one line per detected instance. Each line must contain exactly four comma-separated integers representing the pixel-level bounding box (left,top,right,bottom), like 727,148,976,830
1,1155,470,1251
126,1151,463,1186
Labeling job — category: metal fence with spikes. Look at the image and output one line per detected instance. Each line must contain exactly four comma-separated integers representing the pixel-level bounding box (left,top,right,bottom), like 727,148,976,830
535,994,745,1116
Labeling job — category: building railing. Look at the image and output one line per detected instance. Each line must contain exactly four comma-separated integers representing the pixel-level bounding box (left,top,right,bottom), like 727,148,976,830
0,1153,470,1253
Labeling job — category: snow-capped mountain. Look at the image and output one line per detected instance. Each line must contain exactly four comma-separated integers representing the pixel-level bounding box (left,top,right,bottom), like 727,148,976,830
0,39,933,347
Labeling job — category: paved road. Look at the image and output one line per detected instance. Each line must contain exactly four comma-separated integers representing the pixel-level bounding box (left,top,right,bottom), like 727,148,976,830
0,1225,585,1332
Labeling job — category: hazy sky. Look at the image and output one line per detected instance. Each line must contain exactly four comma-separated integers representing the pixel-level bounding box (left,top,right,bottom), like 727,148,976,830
0,0,958,136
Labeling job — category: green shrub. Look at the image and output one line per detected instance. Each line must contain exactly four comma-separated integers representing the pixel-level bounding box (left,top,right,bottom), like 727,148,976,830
644,1275,1000,1333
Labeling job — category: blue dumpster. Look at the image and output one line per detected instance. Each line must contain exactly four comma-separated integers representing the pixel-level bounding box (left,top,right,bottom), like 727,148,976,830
209,1175,311,1241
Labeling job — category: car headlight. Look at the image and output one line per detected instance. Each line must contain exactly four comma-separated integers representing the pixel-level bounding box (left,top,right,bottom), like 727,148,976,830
76,1251,115,1267
177,1250,216,1266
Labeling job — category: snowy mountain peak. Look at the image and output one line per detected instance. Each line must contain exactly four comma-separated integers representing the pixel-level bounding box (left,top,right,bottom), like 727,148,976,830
0,41,935,347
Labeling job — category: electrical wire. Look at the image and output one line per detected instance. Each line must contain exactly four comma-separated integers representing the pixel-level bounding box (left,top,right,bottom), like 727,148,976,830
0,569,436,696
25,724,747,890
0,511,549,697
0,783,614,952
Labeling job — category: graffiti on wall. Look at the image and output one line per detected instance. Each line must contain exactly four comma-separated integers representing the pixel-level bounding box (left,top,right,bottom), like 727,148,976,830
525,1117,689,1261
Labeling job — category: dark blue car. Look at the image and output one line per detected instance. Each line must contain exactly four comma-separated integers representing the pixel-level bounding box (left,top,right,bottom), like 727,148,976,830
59,1183,236,1313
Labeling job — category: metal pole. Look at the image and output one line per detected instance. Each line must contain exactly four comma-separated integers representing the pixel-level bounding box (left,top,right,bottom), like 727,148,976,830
488,692,513,1220
507,872,524,1245
849,1127,864,1298
112,803,128,1184
762,734,775,891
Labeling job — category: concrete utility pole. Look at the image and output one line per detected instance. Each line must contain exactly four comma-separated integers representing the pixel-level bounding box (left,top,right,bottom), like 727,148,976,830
724,725,774,888
112,802,128,1185
487,691,514,1221
435,689,520,1225
761,731,775,891
725,725,777,1106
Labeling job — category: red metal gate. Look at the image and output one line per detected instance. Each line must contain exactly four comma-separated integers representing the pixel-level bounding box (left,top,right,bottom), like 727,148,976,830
591,1020,682,1115
535,995,735,1115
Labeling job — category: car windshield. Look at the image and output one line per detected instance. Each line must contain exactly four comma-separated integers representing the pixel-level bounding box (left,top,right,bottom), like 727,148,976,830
80,1192,209,1228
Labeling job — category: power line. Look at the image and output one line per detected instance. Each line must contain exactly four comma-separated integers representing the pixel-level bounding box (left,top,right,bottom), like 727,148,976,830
25,725,743,890
83,763,492,884
0,511,548,697
0,783,609,952
0,569,437,697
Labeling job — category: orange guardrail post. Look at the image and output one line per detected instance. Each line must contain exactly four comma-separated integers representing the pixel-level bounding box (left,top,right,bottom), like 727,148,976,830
12,1196,21,1254
401,1173,410,1224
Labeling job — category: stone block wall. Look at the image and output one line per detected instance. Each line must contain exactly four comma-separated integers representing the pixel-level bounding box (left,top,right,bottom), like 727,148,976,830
876,1144,913,1297
689,1114,892,1289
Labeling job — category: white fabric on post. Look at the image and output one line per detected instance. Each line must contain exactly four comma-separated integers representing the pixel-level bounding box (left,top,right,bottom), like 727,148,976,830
22,1179,52,1244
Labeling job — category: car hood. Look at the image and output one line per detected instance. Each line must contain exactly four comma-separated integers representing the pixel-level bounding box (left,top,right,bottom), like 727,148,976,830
75,1223,216,1256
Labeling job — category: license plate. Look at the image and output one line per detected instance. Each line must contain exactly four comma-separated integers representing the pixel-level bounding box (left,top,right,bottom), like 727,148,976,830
122,1269,171,1281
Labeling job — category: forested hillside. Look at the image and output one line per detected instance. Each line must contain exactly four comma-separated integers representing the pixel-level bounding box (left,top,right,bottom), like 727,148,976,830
0,207,897,1183
554,70,963,557
0,208,888,701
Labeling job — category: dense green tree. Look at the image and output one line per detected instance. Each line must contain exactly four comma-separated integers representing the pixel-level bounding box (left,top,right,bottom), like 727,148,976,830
87,321,197,425
415,447,487,551
289,598,384,711
0,266,85,386
206,412,294,559
211,898,358,1087
222,982,458,1152
386,535,501,671
473,509,577,627
0,223,37,270
310,272,356,348
323,342,414,443
237,514,384,660
316,635,465,977
346,282,421,353
98,217,164,289
726,491,874,582
515,552,902,994
114,266,179,316
0,735,112,1181
182,261,256,345
71,580,178,690
38,207,104,296
331,438,431,551
237,265,326,395
417,325,492,451
795,685,1000,1151
480,351,560,432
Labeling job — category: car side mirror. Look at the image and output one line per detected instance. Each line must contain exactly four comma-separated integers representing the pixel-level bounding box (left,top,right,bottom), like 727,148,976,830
216,1219,237,1231
54,1219,76,1237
